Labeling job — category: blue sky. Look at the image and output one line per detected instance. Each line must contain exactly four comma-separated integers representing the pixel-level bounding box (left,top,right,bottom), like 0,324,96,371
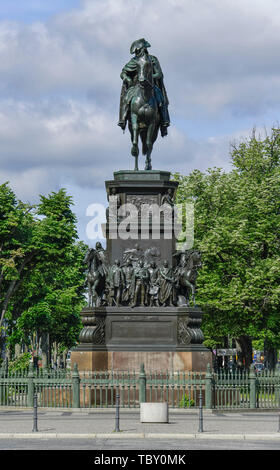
1,0,280,245
0,0,81,22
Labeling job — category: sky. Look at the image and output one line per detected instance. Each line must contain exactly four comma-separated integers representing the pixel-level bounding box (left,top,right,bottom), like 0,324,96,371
1,0,280,246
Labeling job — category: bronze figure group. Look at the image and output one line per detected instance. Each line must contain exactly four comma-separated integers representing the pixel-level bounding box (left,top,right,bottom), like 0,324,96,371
84,243,202,309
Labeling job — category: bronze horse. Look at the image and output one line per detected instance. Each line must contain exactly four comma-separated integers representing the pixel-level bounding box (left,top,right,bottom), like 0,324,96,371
128,51,160,171
84,246,107,307
174,250,202,306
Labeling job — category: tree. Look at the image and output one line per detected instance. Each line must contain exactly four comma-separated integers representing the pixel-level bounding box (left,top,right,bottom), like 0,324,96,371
174,128,280,368
0,185,88,363
0,182,36,329
8,241,87,362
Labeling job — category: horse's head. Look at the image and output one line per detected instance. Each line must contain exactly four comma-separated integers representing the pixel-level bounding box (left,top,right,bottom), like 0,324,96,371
137,53,154,88
190,250,202,270
177,250,202,271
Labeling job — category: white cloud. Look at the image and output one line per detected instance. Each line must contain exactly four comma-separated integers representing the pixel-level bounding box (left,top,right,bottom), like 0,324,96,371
2,0,280,114
1,0,280,240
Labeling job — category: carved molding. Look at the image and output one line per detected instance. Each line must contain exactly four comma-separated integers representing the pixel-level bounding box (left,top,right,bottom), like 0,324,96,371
177,317,191,345
79,315,106,344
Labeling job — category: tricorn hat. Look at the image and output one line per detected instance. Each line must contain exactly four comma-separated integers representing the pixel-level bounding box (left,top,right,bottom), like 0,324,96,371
130,38,151,55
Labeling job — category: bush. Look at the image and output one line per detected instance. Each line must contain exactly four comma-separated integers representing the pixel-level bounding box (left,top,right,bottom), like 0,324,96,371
179,393,195,408
9,353,32,373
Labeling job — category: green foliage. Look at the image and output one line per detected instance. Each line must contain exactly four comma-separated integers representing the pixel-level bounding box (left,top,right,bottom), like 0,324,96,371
9,353,32,372
173,127,280,354
252,339,264,351
0,183,88,352
179,394,195,408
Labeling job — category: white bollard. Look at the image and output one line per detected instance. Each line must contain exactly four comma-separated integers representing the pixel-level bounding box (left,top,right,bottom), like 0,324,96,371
140,402,169,423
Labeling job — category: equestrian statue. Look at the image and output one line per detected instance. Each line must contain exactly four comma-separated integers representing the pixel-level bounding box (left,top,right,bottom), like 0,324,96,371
118,38,170,171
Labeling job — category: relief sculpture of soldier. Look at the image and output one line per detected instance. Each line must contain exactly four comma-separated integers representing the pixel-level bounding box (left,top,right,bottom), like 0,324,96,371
161,188,175,207
147,261,160,307
122,259,134,305
106,187,122,222
158,259,177,307
131,259,150,307
107,259,124,307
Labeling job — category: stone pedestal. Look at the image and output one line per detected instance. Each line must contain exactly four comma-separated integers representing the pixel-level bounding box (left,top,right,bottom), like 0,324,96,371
71,305,212,372
71,349,212,373
105,170,179,266
71,169,212,375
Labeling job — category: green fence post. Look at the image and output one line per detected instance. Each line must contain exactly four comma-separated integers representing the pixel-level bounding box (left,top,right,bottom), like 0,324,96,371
72,363,80,408
249,363,256,409
139,363,146,404
205,363,212,409
27,363,34,408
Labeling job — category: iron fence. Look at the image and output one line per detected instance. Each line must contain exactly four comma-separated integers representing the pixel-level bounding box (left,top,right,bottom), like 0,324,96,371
0,361,279,410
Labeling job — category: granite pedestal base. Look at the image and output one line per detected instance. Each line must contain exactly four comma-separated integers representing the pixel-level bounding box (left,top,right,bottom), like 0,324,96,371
71,349,212,373
71,305,212,373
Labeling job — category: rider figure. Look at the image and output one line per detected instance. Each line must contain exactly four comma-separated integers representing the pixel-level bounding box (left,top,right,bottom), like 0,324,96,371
107,259,124,307
118,38,170,137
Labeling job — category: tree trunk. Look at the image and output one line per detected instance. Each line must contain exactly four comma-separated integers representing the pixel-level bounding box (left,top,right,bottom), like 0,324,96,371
14,343,21,358
53,342,58,368
62,350,67,369
236,335,252,369
41,332,49,369
6,347,11,362
264,340,277,370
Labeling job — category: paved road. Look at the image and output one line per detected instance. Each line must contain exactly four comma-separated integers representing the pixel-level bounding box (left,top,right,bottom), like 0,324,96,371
0,408,279,455
0,437,279,451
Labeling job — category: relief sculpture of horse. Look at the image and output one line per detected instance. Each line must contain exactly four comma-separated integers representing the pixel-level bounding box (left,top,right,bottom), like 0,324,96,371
174,250,202,307
84,243,107,307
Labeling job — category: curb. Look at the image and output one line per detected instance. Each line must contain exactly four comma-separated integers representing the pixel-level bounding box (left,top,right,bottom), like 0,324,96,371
0,433,279,440
0,407,203,414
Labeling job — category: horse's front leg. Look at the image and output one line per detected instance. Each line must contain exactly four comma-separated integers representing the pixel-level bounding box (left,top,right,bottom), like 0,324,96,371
184,280,193,307
91,280,100,307
145,122,155,170
87,280,93,307
130,113,139,170
192,286,196,307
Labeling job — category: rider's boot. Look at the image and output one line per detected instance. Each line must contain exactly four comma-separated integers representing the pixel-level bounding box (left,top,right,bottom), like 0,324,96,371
159,104,170,137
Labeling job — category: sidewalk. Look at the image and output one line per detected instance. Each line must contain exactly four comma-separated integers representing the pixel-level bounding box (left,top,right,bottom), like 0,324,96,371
0,408,279,440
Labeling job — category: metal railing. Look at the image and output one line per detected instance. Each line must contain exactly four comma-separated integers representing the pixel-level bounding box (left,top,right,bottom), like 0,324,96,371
0,361,279,410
